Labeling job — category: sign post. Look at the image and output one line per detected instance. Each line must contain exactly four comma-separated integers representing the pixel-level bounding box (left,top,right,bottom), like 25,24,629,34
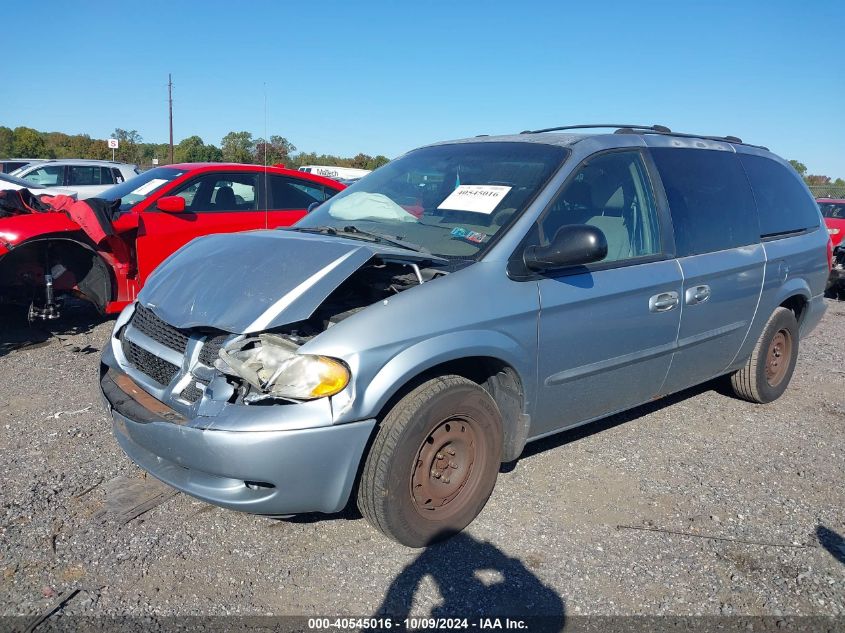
108,138,119,161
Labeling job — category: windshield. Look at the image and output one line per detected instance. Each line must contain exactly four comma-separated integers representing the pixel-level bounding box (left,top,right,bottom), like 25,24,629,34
0,172,46,189
819,202,845,219
295,142,568,258
99,167,186,211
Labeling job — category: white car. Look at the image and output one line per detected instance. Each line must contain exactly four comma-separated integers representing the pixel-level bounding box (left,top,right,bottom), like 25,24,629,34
297,165,371,180
10,159,140,199
0,172,77,198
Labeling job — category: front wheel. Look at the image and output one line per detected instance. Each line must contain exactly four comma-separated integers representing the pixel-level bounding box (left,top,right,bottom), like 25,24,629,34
730,307,799,403
357,375,503,547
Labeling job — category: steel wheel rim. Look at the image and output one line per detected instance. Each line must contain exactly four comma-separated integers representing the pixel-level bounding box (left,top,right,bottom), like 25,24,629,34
765,329,792,387
410,416,484,519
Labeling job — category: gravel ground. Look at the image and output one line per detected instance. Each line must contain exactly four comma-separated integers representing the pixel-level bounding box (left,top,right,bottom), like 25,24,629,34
0,299,843,624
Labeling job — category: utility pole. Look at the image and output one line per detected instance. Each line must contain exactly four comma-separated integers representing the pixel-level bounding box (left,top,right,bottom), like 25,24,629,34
168,73,174,164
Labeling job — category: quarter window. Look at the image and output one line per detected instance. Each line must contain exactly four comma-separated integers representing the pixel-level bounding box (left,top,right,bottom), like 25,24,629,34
738,155,820,237
538,151,662,263
651,148,758,256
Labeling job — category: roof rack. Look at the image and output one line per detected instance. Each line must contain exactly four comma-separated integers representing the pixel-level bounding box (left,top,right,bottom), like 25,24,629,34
520,124,671,134
520,124,768,151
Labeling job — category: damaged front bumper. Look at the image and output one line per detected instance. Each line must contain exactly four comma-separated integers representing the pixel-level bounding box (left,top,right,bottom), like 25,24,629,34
99,340,375,516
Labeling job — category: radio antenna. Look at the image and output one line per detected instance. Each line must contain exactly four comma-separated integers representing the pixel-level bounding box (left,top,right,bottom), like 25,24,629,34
263,83,269,229
168,73,174,164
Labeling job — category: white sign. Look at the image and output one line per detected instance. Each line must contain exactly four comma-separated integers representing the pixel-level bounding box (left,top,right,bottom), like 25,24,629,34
152,158,159,165
107,138,119,149
130,178,168,196
437,185,512,214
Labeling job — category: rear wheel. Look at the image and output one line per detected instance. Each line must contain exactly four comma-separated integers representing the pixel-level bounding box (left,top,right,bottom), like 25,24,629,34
358,375,503,547
730,307,799,403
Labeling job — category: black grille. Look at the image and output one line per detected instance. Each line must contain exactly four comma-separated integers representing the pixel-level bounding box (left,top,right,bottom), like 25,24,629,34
199,335,228,366
180,379,209,403
121,337,179,386
131,304,189,353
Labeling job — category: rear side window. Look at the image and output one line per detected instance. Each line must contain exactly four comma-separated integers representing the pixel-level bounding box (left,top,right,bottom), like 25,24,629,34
738,155,820,237
651,148,758,256
270,176,327,209
69,165,114,186
820,203,845,219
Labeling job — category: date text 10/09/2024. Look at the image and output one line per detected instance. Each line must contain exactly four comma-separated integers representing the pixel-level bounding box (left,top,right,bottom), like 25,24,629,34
307,617,529,630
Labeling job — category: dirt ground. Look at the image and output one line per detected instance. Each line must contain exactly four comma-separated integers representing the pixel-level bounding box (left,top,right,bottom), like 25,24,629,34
0,299,843,626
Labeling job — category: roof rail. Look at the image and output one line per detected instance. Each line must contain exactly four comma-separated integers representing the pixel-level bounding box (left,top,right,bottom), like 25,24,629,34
521,123,768,151
520,124,671,134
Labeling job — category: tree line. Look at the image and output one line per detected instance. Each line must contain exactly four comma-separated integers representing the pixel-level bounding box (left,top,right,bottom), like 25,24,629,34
0,126,390,171
2,125,842,189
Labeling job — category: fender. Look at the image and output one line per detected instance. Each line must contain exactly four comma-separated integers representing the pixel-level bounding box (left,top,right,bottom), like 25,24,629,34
772,276,811,308
0,212,83,249
727,275,813,373
340,329,535,429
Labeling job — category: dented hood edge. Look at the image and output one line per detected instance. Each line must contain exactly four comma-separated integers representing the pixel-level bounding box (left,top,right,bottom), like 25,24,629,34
138,230,444,334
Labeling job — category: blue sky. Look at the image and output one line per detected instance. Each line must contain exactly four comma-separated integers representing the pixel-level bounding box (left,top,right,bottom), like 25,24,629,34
2,0,843,176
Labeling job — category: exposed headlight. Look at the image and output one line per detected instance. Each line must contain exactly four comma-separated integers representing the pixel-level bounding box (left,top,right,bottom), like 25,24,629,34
829,227,841,235
217,334,349,400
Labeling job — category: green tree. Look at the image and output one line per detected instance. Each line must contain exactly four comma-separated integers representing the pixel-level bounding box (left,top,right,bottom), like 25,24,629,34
349,153,372,169
112,128,144,164
834,178,845,187
175,135,208,162
253,135,296,165
175,136,224,163
0,126,14,157
221,131,254,163
788,160,807,176
368,155,390,169
12,127,46,157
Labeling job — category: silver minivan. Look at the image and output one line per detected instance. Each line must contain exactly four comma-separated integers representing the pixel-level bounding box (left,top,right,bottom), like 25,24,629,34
99,125,830,547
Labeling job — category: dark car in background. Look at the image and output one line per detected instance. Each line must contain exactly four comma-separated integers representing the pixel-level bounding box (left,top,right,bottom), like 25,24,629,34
0,158,44,173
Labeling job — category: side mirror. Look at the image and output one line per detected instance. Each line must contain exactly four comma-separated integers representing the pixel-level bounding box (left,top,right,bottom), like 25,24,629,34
307,201,321,213
523,224,608,271
156,196,186,213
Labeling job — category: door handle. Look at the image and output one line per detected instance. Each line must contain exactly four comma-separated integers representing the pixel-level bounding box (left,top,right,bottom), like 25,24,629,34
649,291,679,313
685,284,711,305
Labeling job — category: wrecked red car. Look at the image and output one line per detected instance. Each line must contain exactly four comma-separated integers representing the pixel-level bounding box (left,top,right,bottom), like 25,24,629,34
0,163,345,318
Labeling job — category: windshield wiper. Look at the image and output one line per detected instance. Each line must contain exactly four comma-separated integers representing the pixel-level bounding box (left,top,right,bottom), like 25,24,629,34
338,225,428,253
286,225,338,235
287,224,427,253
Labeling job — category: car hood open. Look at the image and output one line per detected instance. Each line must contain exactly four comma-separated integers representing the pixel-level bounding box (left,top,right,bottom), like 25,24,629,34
138,230,444,333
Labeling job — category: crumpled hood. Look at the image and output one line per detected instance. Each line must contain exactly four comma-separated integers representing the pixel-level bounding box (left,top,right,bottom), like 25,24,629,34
138,230,441,333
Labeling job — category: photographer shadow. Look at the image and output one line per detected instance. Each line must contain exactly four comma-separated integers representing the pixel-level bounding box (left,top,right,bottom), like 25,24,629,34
372,532,565,631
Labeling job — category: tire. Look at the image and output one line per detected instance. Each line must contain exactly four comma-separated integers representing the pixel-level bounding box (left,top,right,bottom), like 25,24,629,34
730,307,799,404
358,375,503,547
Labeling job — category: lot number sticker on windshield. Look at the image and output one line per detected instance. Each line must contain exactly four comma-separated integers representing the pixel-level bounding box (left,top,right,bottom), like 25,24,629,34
437,185,512,214
130,179,168,196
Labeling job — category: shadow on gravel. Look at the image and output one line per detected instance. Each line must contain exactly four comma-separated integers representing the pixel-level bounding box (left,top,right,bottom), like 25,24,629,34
816,525,845,565
371,532,565,629
507,378,729,471
0,298,107,359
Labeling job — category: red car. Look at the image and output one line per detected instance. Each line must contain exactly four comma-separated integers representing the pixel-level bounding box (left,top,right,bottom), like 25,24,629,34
818,198,845,248
0,163,344,318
